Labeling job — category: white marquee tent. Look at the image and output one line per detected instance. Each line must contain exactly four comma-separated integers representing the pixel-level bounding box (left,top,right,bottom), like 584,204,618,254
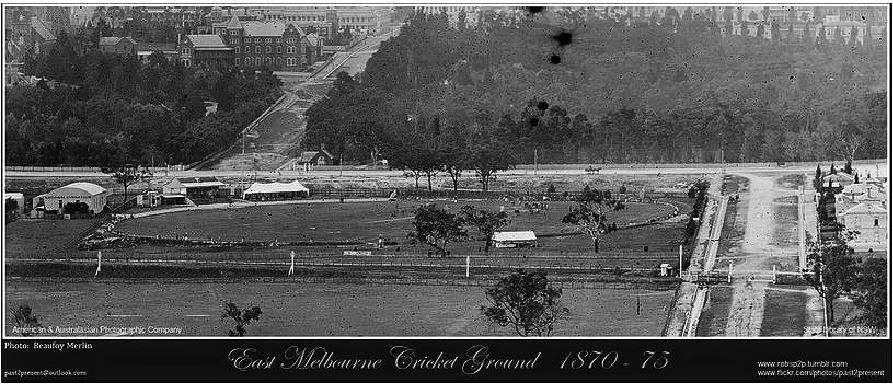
242,180,309,200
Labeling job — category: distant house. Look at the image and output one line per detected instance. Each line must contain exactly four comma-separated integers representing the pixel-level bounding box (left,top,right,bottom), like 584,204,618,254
138,186,194,207
136,42,178,63
296,146,335,168
822,172,855,190
492,231,538,248
32,183,109,216
838,202,887,252
162,177,224,198
178,34,234,70
303,33,324,64
840,183,882,202
4,192,26,214
99,36,138,56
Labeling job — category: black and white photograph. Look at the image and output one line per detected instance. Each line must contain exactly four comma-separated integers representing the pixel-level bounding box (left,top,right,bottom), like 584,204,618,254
1,2,890,382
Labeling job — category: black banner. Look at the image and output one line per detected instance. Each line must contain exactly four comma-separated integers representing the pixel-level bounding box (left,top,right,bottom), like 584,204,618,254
2,338,890,382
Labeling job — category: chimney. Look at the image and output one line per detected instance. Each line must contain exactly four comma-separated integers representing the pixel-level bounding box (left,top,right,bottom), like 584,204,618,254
320,143,326,152
177,33,181,45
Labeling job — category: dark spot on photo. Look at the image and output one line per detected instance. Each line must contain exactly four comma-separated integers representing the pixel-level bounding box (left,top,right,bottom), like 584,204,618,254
526,6,544,14
537,101,549,110
528,117,540,126
550,54,562,64
553,31,573,47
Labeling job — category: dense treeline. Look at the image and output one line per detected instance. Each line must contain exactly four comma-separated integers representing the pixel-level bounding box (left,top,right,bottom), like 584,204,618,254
304,10,887,165
6,30,282,166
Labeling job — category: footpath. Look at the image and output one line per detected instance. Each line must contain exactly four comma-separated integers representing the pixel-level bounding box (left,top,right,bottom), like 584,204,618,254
664,173,724,336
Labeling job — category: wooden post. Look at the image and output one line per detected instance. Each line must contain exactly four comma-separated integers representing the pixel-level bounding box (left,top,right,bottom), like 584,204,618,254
678,244,683,278
727,259,733,283
465,256,470,278
94,251,102,278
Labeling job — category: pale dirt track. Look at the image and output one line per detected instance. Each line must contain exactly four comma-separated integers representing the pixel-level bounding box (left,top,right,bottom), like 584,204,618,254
722,172,801,337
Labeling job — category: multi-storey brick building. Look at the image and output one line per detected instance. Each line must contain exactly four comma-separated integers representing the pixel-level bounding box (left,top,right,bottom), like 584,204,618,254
179,15,322,71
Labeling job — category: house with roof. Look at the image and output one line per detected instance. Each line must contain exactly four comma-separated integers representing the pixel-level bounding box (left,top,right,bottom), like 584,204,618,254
137,42,178,63
32,182,109,216
178,34,234,70
838,202,887,252
303,32,324,63
99,36,138,56
295,145,335,169
821,172,855,192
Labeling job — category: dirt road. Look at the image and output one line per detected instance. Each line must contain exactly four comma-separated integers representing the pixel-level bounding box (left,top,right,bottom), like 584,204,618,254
206,31,400,172
722,172,801,337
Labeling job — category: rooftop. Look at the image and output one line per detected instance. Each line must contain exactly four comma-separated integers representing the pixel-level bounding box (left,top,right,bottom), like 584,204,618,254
53,182,107,196
185,34,231,49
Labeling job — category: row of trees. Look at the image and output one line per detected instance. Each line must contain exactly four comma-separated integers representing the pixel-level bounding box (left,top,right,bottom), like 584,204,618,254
304,11,886,166
6,28,282,166
807,163,886,329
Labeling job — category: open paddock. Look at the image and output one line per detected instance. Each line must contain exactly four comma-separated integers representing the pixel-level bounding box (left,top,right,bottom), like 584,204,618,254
5,278,675,336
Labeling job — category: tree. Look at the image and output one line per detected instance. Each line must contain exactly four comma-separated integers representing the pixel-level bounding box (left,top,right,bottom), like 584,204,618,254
561,185,619,252
481,269,567,336
468,142,515,192
853,258,886,328
837,132,864,163
805,231,859,324
105,164,152,210
814,163,823,192
461,206,508,253
5,198,19,213
843,160,853,175
12,304,42,336
221,302,263,337
440,141,468,194
410,204,465,256
388,143,441,190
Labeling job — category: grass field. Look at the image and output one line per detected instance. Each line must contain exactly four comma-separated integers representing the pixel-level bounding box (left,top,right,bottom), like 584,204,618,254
760,288,810,336
695,286,733,336
5,279,675,336
4,219,99,258
112,199,688,256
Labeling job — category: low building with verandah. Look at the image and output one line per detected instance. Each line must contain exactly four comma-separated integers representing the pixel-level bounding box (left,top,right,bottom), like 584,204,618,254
492,231,538,248
162,177,225,198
